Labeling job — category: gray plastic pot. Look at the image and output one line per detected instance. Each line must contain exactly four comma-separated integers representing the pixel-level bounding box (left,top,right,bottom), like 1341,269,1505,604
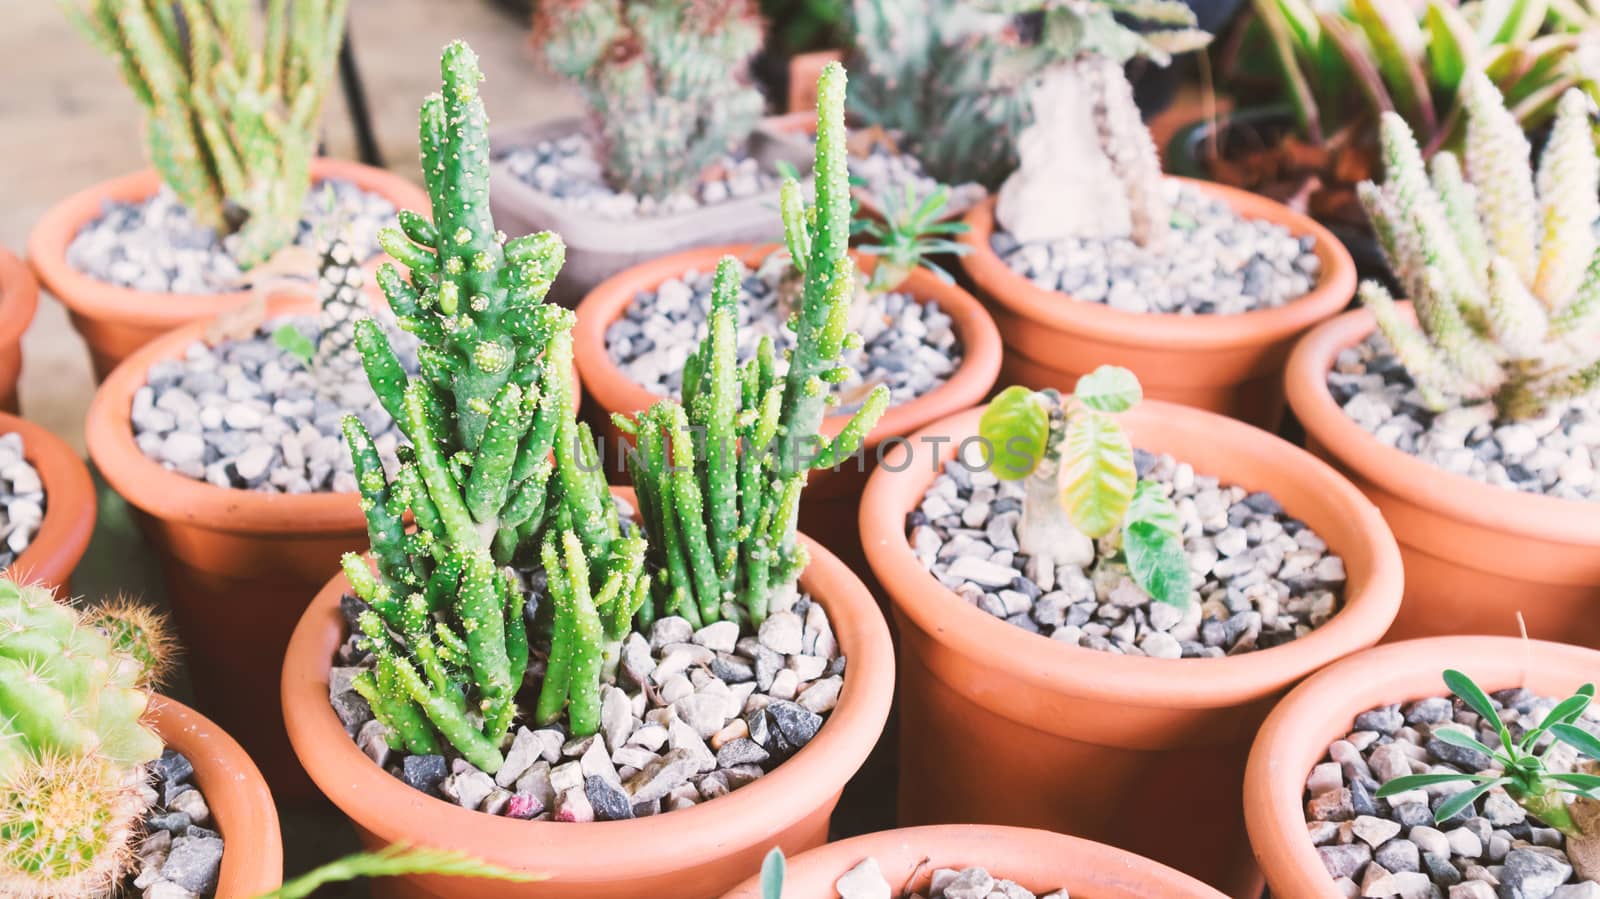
488,117,813,307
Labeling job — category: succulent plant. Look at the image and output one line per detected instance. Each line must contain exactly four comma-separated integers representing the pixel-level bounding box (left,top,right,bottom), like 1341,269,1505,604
68,0,348,269
535,0,767,200
614,61,890,628
1357,75,1600,420
858,183,971,293
0,580,173,899
761,847,786,899
977,370,1193,607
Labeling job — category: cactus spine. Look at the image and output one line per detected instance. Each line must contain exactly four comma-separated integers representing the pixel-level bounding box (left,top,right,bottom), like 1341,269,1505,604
1358,75,1600,420
615,62,890,627
535,0,766,201
69,0,348,268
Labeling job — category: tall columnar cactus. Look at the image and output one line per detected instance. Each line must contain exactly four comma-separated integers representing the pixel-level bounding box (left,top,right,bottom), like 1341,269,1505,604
616,62,890,628
0,580,171,899
535,0,766,200
1357,75,1600,420
341,43,633,766
69,0,348,268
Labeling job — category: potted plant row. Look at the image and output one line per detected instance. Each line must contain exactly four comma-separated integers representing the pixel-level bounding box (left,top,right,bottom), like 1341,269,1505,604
29,0,426,380
283,49,894,899
1285,76,1600,646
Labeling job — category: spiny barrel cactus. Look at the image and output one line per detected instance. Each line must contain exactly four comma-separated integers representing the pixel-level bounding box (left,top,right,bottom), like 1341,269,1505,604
615,62,890,628
342,42,632,766
69,0,348,268
534,0,766,200
1358,75,1600,420
0,580,172,899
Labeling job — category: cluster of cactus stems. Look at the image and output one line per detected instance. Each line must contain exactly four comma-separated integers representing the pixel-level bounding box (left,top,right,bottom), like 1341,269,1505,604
1359,74,1600,421
0,580,174,899
534,0,766,200
70,0,349,269
616,62,890,629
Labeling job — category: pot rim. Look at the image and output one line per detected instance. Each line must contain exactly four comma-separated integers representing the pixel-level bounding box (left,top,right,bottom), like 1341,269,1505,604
25,158,428,327
1286,301,1600,545
955,178,1357,350
572,243,1003,448
3,411,95,590
281,498,895,879
719,824,1227,898
0,246,39,352
858,401,1404,709
149,693,283,895
1243,635,1600,899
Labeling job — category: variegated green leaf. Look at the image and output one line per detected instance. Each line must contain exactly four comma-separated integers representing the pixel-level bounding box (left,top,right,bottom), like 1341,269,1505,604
1074,365,1143,413
1058,411,1136,539
979,386,1051,480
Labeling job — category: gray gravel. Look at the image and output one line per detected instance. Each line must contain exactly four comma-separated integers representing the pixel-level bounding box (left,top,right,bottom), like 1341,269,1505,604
66,179,394,294
332,585,846,821
607,257,962,413
131,317,412,493
846,139,986,220
834,858,1066,899
1330,335,1600,500
993,181,1321,315
131,749,222,899
0,433,44,568
1306,690,1600,897
500,133,778,219
909,449,1346,658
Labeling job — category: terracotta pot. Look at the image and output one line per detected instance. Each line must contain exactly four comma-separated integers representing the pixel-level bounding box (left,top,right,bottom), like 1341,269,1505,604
84,296,372,797
0,247,39,414
786,51,845,115
149,693,283,896
721,824,1227,898
282,496,896,899
487,119,815,308
1,411,95,594
1245,635,1600,897
1287,303,1600,647
572,244,1001,588
956,179,1357,431
858,401,1403,896
27,158,427,381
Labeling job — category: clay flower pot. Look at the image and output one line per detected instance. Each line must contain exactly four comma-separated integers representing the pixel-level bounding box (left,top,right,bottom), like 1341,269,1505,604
27,158,427,381
282,509,895,899
721,824,1227,898
1244,635,1600,898
786,51,845,115
1286,304,1600,647
85,296,372,797
858,401,1404,895
149,693,283,896
0,246,40,413
1,411,95,593
956,179,1357,431
573,244,1002,581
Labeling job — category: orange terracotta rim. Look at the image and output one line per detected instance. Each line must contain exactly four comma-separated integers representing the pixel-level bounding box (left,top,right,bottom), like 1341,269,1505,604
84,294,372,537
573,244,1003,447
149,694,283,895
26,158,429,330
720,824,1227,898
956,178,1358,351
0,246,40,354
858,401,1404,709
1243,636,1600,899
282,489,896,883
2,411,95,590
1287,301,1600,546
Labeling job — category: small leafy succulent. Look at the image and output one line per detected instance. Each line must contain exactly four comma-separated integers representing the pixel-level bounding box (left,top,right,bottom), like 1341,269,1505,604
761,847,786,899
858,183,971,293
977,369,1193,608
1357,75,1600,420
1375,670,1600,836
254,844,542,899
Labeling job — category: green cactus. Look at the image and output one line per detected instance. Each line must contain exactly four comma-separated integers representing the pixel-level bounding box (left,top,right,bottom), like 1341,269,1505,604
1357,75,1600,421
68,0,347,269
0,580,172,899
615,62,889,627
535,0,766,200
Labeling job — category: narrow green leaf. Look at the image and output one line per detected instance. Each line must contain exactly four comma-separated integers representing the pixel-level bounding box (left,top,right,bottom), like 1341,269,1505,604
1433,777,1511,823
761,848,786,899
253,844,542,899
1432,726,1498,759
1525,691,1594,749
1551,723,1600,761
1375,772,1486,797
1422,0,1474,94
978,386,1050,481
1074,365,1143,413
1547,771,1600,793
1059,411,1136,539
1444,669,1504,733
